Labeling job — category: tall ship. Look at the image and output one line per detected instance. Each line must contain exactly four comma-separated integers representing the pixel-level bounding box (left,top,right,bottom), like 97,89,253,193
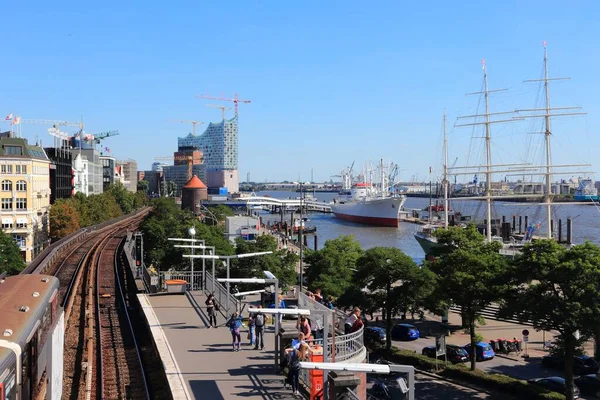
414,44,590,256
331,159,406,227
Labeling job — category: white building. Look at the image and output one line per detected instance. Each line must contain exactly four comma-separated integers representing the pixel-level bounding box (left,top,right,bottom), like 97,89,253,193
73,154,89,196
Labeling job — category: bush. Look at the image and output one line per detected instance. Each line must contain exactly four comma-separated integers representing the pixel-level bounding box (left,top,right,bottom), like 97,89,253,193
372,346,565,400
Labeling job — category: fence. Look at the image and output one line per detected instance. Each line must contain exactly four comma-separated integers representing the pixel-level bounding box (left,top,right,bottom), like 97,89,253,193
203,272,239,315
158,270,203,292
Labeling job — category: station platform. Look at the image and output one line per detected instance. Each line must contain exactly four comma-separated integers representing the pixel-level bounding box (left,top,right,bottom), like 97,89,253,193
138,290,300,399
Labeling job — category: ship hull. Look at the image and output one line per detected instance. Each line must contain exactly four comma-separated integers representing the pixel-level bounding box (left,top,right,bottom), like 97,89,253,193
331,197,405,227
414,233,442,255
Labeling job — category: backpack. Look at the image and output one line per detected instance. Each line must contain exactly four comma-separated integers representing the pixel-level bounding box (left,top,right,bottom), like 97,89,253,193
255,313,265,327
289,350,301,371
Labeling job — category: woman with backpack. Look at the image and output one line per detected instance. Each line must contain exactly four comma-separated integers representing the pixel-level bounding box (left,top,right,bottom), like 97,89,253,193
253,305,266,350
285,343,308,395
205,293,218,328
227,312,243,352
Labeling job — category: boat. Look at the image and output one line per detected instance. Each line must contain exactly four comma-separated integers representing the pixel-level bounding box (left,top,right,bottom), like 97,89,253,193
331,160,406,227
414,44,590,256
574,178,599,202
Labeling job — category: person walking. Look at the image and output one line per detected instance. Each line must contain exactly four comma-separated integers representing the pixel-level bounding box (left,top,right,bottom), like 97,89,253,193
296,316,312,341
344,307,360,334
253,305,266,350
205,293,218,328
227,312,243,352
248,311,256,346
285,343,308,396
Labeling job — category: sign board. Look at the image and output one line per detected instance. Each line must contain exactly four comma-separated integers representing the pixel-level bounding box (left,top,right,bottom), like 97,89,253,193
436,334,446,357
523,336,529,343
522,329,529,336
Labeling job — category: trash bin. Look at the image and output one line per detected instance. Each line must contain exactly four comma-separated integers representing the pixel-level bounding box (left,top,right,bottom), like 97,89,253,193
165,279,187,294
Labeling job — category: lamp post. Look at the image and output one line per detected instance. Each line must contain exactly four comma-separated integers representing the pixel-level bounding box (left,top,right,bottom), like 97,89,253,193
299,182,304,293
189,226,196,289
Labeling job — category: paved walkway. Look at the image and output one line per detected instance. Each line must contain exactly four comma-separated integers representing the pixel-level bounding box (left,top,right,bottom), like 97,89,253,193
139,291,300,399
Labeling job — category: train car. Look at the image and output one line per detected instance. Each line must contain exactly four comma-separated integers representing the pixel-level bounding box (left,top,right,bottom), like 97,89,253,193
0,274,64,400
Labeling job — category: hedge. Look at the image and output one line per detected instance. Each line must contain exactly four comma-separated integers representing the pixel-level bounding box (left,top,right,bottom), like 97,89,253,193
371,346,565,400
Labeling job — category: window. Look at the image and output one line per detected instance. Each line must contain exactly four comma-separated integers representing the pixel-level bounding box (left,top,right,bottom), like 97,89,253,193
12,234,25,248
15,165,20,173
21,165,26,174
16,222,26,229
1,165,12,174
2,222,12,229
15,198,26,210
4,145,22,155
16,180,26,191
1,180,11,191
1,199,11,210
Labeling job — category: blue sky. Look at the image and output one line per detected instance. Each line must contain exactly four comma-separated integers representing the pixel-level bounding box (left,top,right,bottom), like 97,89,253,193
1,1,598,183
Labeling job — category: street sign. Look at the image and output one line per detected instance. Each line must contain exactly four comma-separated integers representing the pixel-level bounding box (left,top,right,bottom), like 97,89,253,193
436,335,446,357
522,329,529,336
524,336,529,343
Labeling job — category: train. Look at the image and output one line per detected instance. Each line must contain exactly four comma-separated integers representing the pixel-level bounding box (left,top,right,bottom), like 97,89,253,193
0,274,63,400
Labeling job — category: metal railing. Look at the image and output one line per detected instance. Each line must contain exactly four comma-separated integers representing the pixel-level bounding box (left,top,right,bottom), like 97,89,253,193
203,272,239,315
158,270,203,292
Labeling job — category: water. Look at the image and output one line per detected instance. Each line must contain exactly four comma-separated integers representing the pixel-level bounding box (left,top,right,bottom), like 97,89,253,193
253,191,600,260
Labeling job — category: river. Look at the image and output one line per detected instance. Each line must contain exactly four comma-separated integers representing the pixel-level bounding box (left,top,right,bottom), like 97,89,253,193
252,190,600,261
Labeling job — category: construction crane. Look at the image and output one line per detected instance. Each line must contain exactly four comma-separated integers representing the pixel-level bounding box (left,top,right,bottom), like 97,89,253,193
154,155,196,182
206,104,231,120
195,93,251,116
170,120,204,135
93,130,119,144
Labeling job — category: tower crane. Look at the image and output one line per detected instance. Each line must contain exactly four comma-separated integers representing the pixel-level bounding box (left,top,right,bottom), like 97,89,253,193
92,130,119,144
170,120,204,135
195,93,251,116
205,104,231,120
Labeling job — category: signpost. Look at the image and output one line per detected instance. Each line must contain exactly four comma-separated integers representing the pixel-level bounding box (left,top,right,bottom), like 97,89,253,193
522,329,529,358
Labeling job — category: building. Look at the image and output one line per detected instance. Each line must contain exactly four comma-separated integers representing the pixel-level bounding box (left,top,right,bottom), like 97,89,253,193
162,164,206,197
224,215,260,243
72,154,89,196
68,148,102,195
100,155,116,190
178,116,239,193
0,134,51,262
117,159,138,192
181,175,208,215
44,147,73,203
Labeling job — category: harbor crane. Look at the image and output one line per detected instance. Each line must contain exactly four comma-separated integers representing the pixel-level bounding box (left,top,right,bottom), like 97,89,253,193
206,104,231,120
170,119,204,135
195,93,251,116
92,130,119,144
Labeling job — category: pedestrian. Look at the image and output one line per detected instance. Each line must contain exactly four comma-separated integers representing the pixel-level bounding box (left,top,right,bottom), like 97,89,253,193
345,307,360,334
253,305,266,350
205,293,218,328
285,343,308,396
248,312,256,346
296,316,312,340
324,296,335,310
227,311,243,352
292,332,307,350
278,295,286,324
314,289,323,303
350,310,364,333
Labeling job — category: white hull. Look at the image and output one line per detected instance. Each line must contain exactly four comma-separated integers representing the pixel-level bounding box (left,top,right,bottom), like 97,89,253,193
331,196,406,227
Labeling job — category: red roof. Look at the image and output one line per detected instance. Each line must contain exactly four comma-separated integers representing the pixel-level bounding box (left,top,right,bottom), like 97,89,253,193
183,175,207,189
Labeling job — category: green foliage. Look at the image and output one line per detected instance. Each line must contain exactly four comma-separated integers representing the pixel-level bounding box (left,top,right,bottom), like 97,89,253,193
140,197,234,271
427,224,508,370
0,229,26,275
353,247,428,349
208,204,235,223
105,183,135,214
499,240,600,399
304,235,363,298
49,200,80,240
137,180,149,193
234,235,298,290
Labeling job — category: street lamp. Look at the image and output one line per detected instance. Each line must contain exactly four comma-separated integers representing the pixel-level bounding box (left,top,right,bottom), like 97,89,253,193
189,226,196,289
299,182,305,293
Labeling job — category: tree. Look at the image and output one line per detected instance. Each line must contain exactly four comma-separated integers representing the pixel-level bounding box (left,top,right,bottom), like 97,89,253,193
207,204,235,225
49,200,80,240
105,183,135,214
167,181,177,196
137,180,149,193
353,247,426,350
499,240,600,400
304,235,363,298
0,230,26,275
133,190,148,209
427,224,507,371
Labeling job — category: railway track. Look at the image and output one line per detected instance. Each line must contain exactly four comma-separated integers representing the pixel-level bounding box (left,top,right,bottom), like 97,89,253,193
96,235,149,400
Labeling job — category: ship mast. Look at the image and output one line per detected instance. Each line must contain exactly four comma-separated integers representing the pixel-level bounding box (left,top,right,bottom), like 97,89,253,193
443,110,449,228
483,61,493,242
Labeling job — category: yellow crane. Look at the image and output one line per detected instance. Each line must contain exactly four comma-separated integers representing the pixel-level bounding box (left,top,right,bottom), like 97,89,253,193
170,119,204,135
205,104,231,120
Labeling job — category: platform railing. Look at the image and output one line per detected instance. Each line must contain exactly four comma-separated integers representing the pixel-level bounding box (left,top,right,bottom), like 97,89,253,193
203,272,239,315
158,270,203,292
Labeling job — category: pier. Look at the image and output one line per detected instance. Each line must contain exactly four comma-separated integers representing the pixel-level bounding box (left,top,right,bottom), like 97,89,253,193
242,195,332,213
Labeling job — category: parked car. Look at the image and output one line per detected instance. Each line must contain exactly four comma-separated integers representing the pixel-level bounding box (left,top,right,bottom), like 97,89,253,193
422,344,469,364
542,355,600,375
463,342,495,361
391,324,420,341
528,377,580,398
575,374,600,398
364,326,387,344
